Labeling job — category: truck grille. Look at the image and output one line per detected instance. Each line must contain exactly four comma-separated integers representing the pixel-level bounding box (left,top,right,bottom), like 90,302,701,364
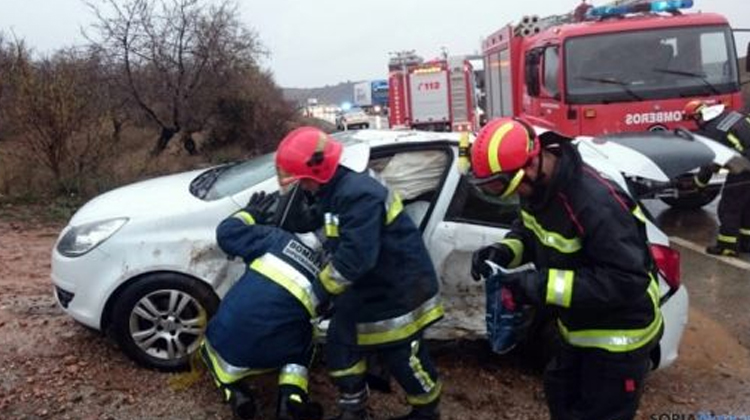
55,286,74,309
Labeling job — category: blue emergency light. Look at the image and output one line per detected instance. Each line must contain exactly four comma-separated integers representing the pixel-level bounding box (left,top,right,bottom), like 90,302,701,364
587,0,693,18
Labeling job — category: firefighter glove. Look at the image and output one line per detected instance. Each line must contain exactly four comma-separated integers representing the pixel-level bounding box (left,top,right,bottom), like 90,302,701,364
498,268,544,306
471,244,514,281
244,191,277,224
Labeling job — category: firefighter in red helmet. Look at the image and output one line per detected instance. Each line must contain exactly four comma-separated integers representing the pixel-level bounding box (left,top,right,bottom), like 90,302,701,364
683,99,750,256
468,117,662,420
275,127,443,420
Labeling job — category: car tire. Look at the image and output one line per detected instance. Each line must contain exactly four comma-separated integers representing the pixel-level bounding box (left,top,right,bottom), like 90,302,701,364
109,273,219,371
660,187,720,209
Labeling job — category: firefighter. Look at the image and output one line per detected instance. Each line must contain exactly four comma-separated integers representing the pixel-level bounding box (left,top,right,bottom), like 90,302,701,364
201,191,328,420
684,100,750,256
274,127,444,420
468,117,663,420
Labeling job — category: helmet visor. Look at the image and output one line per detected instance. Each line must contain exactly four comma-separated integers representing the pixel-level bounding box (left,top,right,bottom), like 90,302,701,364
468,169,526,199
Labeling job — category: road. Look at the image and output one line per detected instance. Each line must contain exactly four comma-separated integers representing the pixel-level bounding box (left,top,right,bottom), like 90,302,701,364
1,197,749,419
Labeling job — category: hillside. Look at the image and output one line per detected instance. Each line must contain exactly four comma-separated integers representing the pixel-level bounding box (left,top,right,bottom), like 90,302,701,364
283,81,359,107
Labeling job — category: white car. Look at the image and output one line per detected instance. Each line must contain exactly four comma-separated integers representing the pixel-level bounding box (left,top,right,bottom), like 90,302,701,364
336,107,370,130
51,128,738,371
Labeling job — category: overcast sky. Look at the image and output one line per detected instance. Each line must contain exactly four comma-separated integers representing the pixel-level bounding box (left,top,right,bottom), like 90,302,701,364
1,0,749,87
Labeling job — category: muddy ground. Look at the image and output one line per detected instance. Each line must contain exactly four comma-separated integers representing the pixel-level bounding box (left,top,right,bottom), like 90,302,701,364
1,219,750,420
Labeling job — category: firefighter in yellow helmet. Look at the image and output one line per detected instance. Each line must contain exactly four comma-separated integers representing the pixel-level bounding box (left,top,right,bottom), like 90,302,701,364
684,99,750,256
468,117,663,420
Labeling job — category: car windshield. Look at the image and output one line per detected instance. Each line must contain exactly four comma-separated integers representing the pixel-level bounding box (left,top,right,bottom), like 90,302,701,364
191,153,276,201
193,132,364,200
565,25,738,104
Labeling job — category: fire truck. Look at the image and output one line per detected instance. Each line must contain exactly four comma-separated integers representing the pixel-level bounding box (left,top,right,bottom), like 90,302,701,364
388,53,479,132
481,0,747,208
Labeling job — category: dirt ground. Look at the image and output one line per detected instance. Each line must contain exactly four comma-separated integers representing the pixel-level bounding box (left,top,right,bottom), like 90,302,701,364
2,220,750,420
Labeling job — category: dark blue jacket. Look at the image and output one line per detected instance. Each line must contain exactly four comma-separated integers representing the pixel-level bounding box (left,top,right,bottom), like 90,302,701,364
314,167,443,347
205,210,328,369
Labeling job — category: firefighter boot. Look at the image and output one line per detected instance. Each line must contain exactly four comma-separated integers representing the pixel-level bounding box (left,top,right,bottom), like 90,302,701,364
388,401,440,420
706,241,739,257
227,386,256,420
326,386,370,420
277,386,323,420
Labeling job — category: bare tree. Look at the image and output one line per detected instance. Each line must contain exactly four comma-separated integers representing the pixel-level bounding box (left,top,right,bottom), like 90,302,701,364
85,0,266,155
9,46,112,191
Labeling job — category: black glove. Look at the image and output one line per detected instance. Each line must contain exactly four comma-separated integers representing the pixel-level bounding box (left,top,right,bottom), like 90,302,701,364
499,269,545,306
244,191,277,224
471,244,514,281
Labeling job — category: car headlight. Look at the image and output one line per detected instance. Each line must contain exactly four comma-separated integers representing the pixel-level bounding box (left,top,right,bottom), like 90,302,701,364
56,218,129,257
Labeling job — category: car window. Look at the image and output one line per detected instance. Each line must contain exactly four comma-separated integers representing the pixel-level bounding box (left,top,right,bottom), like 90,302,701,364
197,153,276,201
445,176,519,227
370,148,451,229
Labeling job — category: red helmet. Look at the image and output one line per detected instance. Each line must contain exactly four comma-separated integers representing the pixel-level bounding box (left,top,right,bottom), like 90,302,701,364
275,127,343,186
468,117,540,198
683,99,707,121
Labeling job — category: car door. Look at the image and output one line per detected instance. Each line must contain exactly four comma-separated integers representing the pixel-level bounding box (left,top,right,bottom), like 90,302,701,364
420,153,519,340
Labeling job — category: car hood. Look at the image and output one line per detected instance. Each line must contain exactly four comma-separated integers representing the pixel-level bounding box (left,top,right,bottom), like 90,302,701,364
576,130,747,182
69,169,209,225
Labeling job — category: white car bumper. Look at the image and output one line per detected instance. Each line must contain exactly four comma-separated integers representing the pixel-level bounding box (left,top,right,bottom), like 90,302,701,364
655,285,689,369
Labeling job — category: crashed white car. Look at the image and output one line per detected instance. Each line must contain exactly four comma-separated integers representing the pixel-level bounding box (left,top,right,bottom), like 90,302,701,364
51,128,739,371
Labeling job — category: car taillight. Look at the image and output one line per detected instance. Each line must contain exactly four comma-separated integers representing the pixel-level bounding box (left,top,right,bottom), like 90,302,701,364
650,244,681,290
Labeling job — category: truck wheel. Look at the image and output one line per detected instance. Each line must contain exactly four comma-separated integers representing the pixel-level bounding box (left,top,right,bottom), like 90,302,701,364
660,188,720,210
109,273,219,371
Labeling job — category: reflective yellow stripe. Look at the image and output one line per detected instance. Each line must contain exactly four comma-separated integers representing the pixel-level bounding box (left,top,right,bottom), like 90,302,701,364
407,340,436,394
631,205,646,224
250,253,319,317
329,359,367,378
500,238,524,268
319,263,350,295
500,169,526,199
546,269,574,308
558,279,662,352
521,211,581,254
357,296,444,346
487,121,515,173
740,228,750,236
385,189,404,225
278,364,309,393
324,213,339,238
727,133,745,152
406,381,443,406
717,234,738,244
233,211,255,225
201,340,274,384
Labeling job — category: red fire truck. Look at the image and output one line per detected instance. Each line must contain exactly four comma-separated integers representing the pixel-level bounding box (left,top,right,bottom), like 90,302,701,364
389,54,478,132
481,0,747,207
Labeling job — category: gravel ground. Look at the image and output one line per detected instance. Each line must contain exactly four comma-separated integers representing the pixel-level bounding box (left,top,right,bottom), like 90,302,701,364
2,220,750,420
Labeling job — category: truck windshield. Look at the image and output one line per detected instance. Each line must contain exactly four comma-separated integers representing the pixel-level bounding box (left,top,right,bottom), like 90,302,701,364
565,25,738,104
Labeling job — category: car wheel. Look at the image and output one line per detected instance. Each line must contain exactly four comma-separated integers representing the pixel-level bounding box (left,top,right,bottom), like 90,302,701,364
109,273,219,371
660,187,720,209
